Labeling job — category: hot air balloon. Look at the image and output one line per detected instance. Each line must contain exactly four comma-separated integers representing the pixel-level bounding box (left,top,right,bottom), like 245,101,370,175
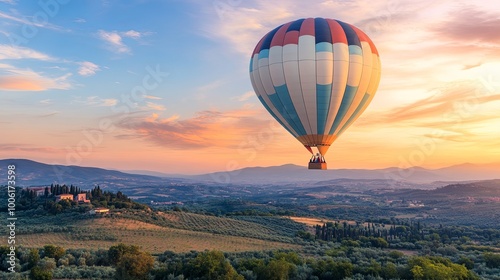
249,18,381,169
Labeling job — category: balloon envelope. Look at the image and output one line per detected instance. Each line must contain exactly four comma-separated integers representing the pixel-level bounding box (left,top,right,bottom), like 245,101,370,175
249,18,381,156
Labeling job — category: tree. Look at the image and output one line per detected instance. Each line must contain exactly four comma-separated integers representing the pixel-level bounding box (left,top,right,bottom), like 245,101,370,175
30,266,52,280
332,261,354,279
408,256,478,280
43,245,65,261
108,243,140,265
115,252,155,280
77,257,86,266
484,253,500,268
382,262,399,279
28,248,40,269
262,259,294,280
411,265,424,280
188,250,243,280
458,256,474,270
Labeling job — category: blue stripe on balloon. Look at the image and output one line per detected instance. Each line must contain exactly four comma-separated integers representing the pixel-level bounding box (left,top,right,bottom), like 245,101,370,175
268,93,302,136
260,25,282,52
315,42,332,53
329,85,358,134
287,18,305,32
338,93,370,135
348,45,362,55
258,49,269,59
271,84,307,136
314,17,331,44
249,57,253,72
257,95,297,137
337,20,361,48
316,84,332,134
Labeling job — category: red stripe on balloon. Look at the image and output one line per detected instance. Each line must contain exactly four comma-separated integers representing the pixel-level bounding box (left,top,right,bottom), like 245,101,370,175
326,19,348,45
283,30,299,45
271,22,292,48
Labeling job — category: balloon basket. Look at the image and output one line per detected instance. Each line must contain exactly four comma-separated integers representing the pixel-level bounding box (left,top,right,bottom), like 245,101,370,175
308,162,327,170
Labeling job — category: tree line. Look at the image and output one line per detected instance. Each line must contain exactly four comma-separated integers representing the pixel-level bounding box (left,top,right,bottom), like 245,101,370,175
13,185,149,215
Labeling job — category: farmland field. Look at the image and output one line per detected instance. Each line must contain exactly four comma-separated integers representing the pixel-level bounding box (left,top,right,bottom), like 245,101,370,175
17,217,299,254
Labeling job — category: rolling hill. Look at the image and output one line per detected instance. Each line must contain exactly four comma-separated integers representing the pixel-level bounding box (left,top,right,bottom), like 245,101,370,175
0,159,498,190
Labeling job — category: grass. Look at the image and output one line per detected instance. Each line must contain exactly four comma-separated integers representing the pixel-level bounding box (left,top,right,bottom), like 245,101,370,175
123,211,301,243
16,217,299,254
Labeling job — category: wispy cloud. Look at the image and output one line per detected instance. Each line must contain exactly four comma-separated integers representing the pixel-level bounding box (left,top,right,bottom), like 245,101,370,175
38,111,59,118
144,95,162,100
0,44,53,60
0,0,16,4
232,91,255,102
77,61,100,76
101,98,118,106
431,7,500,45
357,79,500,145
387,81,499,124
145,102,166,111
97,29,152,54
0,144,63,153
0,11,65,31
0,64,71,91
97,30,129,53
116,108,273,149
122,30,142,39
75,96,118,107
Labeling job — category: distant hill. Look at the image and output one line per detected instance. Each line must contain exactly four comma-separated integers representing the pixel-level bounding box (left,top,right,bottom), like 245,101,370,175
0,159,184,190
432,179,500,197
195,163,499,184
0,159,498,189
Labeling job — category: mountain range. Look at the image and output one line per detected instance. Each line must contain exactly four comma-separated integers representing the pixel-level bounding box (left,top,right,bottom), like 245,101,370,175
0,159,498,189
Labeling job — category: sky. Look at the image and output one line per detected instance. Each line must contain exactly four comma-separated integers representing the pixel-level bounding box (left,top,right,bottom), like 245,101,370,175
1,0,500,174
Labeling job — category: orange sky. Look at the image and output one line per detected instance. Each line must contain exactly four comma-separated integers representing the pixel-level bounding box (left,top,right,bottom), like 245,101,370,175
1,0,500,174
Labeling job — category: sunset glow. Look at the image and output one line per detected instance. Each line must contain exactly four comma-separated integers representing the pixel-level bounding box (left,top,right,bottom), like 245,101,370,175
1,0,499,174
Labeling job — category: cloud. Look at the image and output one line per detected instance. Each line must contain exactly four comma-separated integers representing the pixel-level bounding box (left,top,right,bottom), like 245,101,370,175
0,0,15,4
462,62,482,70
388,81,500,124
75,96,118,107
97,29,152,54
202,0,433,56
356,79,500,144
39,99,52,104
0,144,63,153
145,102,166,111
74,18,86,23
0,46,71,91
0,11,65,31
97,30,130,53
0,64,71,91
122,30,142,39
431,7,500,45
144,95,162,100
78,61,100,76
0,44,53,60
232,91,255,102
38,111,59,118
101,98,118,106
116,108,276,149
146,102,166,111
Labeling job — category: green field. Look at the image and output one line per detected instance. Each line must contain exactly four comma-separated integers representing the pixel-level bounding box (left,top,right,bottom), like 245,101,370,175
14,212,301,254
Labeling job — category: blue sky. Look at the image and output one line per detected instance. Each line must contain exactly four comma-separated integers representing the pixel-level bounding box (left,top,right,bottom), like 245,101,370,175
1,0,500,174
